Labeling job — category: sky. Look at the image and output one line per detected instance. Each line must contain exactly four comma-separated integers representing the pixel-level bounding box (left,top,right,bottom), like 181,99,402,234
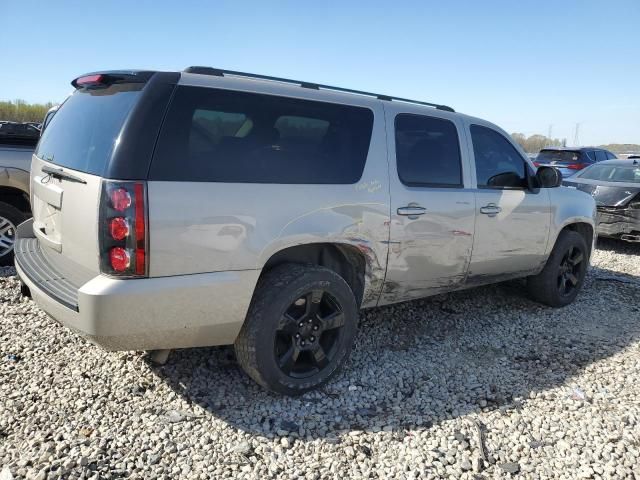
1,0,638,145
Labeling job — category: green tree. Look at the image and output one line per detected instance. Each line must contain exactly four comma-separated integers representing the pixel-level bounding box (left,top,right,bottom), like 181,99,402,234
0,100,55,123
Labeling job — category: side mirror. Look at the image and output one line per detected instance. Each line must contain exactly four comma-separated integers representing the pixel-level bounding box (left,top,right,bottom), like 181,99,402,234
536,166,562,188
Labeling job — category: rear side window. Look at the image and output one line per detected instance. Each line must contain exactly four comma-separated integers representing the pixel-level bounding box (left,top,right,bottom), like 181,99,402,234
394,114,462,187
606,151,617,160
595,150,607,162
35,83,144,175
150,87,374,183
470,125,527,189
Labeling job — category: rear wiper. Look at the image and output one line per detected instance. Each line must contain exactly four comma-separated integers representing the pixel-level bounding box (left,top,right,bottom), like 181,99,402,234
42,165,87,184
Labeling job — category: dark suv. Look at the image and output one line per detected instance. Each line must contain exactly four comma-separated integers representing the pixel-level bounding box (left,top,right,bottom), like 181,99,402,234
534,147,617,178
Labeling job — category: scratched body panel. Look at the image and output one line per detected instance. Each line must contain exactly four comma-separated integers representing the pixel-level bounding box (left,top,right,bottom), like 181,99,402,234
379,102,476,304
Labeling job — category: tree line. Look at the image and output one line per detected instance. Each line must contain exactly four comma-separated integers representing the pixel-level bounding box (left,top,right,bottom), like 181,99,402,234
0,100,55,123
511,133,640,154
510,133,565,153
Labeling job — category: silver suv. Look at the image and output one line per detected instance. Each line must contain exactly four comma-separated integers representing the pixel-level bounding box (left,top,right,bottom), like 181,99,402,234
15,67,596,395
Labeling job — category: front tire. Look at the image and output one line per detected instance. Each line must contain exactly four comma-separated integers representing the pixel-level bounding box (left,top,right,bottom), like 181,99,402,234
0,202,27,267
235,264,358,396
527,230,589,307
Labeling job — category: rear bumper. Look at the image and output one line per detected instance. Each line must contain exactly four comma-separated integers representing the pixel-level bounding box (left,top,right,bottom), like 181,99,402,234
14,227,259,351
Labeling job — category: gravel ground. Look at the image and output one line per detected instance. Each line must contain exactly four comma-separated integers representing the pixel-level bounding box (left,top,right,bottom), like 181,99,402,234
1,238,639,480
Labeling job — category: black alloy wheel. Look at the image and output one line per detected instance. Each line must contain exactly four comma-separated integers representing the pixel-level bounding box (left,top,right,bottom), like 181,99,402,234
235,263,358,395
275,289,345,378
557,245,584,297
526,229,589,307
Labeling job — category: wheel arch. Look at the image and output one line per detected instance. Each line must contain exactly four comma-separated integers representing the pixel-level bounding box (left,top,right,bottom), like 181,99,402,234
260,242,369,307
554,221,595,260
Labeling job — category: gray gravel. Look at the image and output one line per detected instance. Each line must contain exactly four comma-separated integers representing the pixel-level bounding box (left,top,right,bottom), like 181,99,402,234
1,238,639,479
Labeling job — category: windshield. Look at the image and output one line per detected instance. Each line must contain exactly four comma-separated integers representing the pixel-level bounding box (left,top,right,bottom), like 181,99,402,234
579,164,640,183
536,150,583,164
35,83,143,175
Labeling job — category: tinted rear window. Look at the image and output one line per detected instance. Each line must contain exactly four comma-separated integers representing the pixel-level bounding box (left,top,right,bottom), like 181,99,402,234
578,164,640,183
35,83,143,175
537,150,584,164
150,87,374,183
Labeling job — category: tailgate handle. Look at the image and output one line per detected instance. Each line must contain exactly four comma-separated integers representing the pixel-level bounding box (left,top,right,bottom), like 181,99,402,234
33,176,64,209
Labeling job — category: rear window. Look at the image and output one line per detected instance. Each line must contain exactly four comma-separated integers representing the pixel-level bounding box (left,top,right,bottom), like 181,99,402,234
150,87,374,183
35,83,143,175
578,164,640,183
537,150,584,164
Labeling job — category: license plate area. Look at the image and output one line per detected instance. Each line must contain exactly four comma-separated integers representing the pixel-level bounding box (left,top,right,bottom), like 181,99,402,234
32,176,64,251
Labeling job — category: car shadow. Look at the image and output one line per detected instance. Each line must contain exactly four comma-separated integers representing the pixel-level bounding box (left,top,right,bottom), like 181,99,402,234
150,263,640,442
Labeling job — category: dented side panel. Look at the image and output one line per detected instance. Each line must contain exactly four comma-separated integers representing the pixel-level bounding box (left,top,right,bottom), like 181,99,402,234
378,103,476,305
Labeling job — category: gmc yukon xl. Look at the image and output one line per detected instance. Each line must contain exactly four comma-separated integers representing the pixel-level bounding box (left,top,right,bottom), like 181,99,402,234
15,67,596,395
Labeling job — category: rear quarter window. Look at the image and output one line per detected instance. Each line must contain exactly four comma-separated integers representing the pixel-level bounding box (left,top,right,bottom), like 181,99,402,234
149,87,374,184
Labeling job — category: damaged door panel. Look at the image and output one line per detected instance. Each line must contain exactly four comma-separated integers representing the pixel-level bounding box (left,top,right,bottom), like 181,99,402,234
380,107,475,305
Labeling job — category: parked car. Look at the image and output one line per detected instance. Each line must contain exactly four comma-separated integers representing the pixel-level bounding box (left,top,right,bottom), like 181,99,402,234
563,159,640,242
0,122,39,265
534,147,617,178
15,67,596,395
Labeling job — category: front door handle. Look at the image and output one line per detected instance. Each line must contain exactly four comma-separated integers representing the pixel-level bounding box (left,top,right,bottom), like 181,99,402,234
480,203,502,217
397,203,426,219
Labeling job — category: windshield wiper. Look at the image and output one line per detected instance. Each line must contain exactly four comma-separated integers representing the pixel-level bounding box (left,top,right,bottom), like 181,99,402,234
42,165,87,184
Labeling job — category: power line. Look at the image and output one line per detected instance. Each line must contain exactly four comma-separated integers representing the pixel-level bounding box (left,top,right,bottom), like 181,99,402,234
573,123,581,146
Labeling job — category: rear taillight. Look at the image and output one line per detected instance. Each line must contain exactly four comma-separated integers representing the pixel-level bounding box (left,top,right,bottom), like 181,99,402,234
533,162,541,167
567,163,589,170
99,180,148,277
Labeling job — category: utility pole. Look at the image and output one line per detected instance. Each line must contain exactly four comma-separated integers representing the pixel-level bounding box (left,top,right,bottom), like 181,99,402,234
547,124,553,144
573,123,580,146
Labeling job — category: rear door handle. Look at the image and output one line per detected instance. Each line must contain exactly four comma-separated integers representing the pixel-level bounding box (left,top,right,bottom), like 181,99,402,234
397,204,426,219
480,203,502,217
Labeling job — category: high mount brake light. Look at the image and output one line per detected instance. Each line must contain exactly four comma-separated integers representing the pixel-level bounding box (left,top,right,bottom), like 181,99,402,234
75,74,105,86
99,181,148,277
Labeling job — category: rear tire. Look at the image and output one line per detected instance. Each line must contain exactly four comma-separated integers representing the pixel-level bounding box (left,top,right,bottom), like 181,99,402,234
0,202,27,267
527,230,588,307
235,263,358,396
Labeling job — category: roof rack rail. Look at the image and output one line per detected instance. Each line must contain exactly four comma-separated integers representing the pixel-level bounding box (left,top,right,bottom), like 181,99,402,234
183,66,455,112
